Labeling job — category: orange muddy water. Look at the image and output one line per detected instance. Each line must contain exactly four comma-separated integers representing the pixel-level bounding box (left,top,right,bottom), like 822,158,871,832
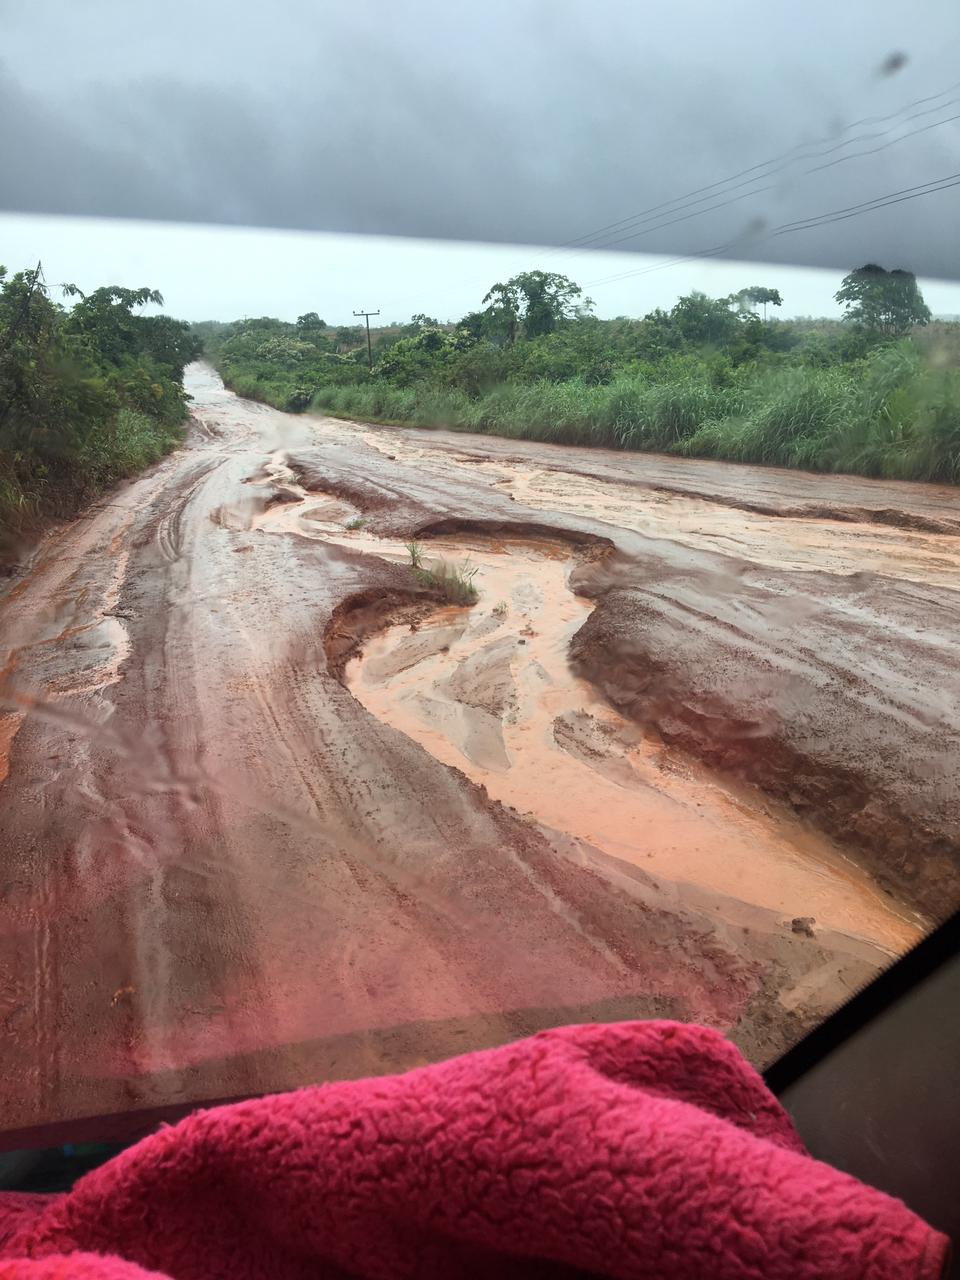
1,364,955,1142
340,536,917,953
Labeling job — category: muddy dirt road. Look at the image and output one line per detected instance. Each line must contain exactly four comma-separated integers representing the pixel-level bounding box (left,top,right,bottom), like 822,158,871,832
1,364,956,1138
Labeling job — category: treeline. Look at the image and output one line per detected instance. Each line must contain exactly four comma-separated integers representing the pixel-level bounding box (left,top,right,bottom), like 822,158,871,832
198,265,960,484
193,312,381,411
0,265,200,558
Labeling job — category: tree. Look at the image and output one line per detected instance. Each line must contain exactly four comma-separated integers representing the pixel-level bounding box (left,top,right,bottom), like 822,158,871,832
2,269,194,543
835,264,931,338
516,322,615,385
255,336,316,365
453,310,488,348
334,325,363,351
670,291,740,345
137,314,203,377
402,313,440,335
731,286,783,322
62,284,164,365
631,308,682,359
295,312,327,343
482,271,591,343
375,327,455,386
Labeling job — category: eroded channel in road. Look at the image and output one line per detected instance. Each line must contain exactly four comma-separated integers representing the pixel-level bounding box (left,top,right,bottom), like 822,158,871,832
254,472,921,959
6,368,951,1133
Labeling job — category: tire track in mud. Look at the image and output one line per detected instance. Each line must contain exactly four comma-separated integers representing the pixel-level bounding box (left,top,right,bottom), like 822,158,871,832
116,454,296,1093
0,470,173,1120
0,434,278,1122
1,365,952,1138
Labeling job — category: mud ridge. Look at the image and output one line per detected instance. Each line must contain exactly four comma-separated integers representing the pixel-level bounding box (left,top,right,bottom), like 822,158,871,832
324,589,441,681
723,499,960,536
568,606,957,920
413,516,614,559
286,457,394,514
398,438,960,536
623,482,960,537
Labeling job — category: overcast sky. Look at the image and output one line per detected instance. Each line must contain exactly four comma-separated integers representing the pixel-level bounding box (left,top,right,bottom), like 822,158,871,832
2,0,959,280
3,213,960,325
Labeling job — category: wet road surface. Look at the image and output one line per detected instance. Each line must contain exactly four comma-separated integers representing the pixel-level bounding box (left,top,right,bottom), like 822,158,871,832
1,364,956,1137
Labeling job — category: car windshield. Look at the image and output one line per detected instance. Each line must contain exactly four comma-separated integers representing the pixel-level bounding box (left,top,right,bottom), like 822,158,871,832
1,1,959,1146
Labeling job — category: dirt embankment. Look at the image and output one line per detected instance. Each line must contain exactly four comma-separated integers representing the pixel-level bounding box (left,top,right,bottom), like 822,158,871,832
659,492,960,536
324,590,439,680
568,569,960,920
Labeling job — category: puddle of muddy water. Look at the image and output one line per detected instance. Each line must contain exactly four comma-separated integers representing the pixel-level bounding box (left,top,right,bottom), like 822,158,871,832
251,480,923,958
341,535,920,955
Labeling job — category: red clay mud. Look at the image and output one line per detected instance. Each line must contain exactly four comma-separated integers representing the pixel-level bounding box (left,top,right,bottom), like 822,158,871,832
0,364,953,1142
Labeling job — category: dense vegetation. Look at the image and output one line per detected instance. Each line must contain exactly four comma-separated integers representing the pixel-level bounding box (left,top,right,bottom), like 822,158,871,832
201,264,960,484
0,264,200,557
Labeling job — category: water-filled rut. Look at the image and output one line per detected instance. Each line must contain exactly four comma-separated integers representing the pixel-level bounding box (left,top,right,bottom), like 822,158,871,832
256,490,919,957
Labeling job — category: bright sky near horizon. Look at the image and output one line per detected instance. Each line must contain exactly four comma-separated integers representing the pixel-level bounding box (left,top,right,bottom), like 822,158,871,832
3,214,960,327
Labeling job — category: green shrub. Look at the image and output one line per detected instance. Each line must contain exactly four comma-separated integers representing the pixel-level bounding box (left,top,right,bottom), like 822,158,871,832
203,302,960,486
1,268,193,549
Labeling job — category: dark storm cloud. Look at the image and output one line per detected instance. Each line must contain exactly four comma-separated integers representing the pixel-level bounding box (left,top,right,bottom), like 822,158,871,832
2,0,959,278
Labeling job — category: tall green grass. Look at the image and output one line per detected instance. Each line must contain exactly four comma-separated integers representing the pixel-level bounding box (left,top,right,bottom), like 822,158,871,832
1,408,184,550
406,539,479,604
312,342,960,483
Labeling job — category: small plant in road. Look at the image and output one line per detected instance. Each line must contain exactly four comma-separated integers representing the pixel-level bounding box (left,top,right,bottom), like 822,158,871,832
345,516,366,530
406,539,479,605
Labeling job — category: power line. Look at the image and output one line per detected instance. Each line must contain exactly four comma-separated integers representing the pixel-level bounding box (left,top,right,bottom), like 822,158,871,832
802,109,960,176
769,172,960,235
581,106,960,258
581,171,960,290
582,173,960,289
557,79,960,253
550,78,960,257
583,248,728,291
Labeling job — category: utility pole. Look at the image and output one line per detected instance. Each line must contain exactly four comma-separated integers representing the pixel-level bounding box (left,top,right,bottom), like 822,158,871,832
353,309,380,370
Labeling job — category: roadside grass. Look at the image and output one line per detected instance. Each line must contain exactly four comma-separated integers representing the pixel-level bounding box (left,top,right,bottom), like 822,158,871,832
344,516,366,530
406,539,479,605
310,342,960,484
1,408,184,556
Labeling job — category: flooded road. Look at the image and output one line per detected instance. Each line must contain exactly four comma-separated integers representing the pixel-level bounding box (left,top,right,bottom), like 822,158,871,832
1,364,955,1140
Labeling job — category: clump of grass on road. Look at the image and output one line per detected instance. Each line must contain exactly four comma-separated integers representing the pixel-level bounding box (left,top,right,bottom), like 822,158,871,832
406,540,479,605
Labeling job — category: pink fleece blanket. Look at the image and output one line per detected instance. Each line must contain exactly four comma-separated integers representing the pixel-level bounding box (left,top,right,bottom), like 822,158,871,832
0,1021,948,1279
